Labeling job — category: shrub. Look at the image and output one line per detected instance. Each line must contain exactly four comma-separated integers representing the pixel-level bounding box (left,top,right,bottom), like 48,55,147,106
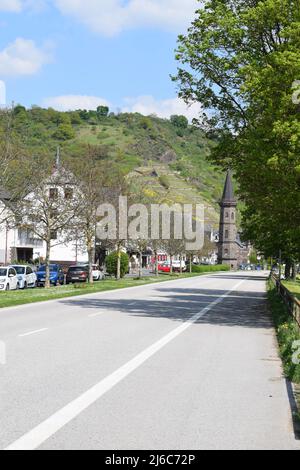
268,282,300,384
158,175,170,189
105,251,129,279
191,264,230,273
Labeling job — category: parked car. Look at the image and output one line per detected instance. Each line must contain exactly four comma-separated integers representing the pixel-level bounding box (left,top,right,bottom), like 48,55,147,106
82,264,104,281
172,260,187,272
36,264,65,287
11,265,37,289
158,261,186,273
66,266,89,284
0,267,19,291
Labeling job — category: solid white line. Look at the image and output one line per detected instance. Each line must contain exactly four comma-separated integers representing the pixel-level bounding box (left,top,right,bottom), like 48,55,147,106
5,279,245,451
18,328,48,338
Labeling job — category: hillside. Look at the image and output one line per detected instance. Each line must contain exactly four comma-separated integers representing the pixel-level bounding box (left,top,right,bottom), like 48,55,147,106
1,106,224,227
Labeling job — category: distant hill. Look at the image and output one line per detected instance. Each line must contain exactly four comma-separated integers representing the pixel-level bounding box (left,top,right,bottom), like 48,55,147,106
1,105,224,227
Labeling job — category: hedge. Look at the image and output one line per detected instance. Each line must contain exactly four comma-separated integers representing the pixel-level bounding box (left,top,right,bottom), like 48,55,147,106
191,264,230,273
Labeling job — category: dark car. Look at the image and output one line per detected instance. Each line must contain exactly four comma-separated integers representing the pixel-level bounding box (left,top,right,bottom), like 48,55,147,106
36,264,65,287
66,266,89,284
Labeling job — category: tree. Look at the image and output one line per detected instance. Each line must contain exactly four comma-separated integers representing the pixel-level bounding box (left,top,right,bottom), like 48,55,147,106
170,115,188,129
67,145,116,284
174,0,300,264
17,156,82,288
105,251,129,279
97,106,109,118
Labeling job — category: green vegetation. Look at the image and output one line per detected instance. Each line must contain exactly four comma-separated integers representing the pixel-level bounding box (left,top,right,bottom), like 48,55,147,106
268,281,300,385
191,264,230,274
283,280,300,301
105,251,130,279
174,0,300,269
0,272,208,309
0,106,224,222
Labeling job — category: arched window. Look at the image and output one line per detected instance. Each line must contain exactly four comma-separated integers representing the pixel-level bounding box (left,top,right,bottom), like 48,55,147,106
231,212,235,220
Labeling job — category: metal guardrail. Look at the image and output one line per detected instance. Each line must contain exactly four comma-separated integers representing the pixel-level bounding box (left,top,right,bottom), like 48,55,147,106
271,273,300,329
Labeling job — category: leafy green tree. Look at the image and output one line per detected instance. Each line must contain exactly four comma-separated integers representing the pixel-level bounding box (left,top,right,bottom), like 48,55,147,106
53,123,75,140
174,0,300,266
170,115,188,129
105,251,129,279
97,106,109,118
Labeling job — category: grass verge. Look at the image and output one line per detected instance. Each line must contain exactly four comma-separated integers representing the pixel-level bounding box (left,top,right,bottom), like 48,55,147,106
0,272,204,309
267,280,300,425
282,280,300,301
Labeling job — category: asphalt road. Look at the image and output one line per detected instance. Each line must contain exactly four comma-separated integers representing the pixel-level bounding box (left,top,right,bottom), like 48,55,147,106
0,271,299,450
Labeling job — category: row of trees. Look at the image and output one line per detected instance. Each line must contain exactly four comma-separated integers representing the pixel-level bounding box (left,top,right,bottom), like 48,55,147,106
174,0,300,278
0,113,217,287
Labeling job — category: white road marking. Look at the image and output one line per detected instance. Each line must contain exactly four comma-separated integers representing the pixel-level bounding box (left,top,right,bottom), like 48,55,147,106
88,312,105,318
5,279,245,451
18,329,48,338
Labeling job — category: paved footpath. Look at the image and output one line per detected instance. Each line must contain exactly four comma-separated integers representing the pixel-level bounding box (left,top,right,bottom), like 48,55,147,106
0,271,299,450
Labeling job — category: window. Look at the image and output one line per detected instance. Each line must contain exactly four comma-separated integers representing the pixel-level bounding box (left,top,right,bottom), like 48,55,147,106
231,212,235,220
225,230,229,239
225,212,229,218
65,188,73,200
224,249,229,256
26,267,33,275
50,230,57,240
49,188,58,199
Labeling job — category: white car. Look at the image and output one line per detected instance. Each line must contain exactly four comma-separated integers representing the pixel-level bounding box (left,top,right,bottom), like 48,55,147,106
11,265,37,289
83,264,104,281
0,267,19,291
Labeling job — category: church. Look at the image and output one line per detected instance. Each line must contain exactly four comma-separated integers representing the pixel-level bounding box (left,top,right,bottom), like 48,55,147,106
218,171,251,270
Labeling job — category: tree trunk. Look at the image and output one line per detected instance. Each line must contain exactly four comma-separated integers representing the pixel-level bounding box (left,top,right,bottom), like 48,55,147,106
88,244,94,284
189,255,192,274
45,241,51,289
116,244,121,280
180,253,183,274
285,259,292,280
138,252,142,279
292,261,297,282
155,250,159,277
170,255,173,275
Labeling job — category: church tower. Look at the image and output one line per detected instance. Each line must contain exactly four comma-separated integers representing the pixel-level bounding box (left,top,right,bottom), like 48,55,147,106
218,170,238,270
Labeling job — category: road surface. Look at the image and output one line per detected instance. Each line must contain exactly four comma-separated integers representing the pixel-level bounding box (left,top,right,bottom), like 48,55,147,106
0,271,299,450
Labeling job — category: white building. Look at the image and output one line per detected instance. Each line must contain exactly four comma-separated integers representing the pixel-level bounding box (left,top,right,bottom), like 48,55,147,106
0,173,88,267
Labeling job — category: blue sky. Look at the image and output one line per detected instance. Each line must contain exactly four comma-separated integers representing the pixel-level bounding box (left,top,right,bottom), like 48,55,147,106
0,0,202,119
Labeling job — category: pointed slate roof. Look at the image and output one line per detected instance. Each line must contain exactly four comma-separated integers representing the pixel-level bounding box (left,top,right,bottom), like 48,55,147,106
221,170,236,204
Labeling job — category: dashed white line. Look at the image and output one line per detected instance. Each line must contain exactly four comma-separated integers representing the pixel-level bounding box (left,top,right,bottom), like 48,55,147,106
18,328,49,338
5,279,245,451
88,312,105,318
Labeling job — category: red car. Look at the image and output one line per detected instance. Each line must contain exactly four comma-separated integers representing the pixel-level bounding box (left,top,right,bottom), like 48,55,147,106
158,262,171,273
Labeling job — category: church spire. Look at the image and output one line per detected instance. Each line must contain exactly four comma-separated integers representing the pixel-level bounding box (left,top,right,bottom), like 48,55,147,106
221,169,236,205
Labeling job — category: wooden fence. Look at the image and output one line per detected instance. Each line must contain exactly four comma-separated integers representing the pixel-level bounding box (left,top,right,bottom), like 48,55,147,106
271,274,300,329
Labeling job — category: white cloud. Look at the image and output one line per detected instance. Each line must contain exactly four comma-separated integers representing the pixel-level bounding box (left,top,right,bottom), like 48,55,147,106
54,0,198,36
42,94,202,120
122,95,202,121
0,0,22,12
0,38,51,77
0,0,47,12
42,95,111,111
